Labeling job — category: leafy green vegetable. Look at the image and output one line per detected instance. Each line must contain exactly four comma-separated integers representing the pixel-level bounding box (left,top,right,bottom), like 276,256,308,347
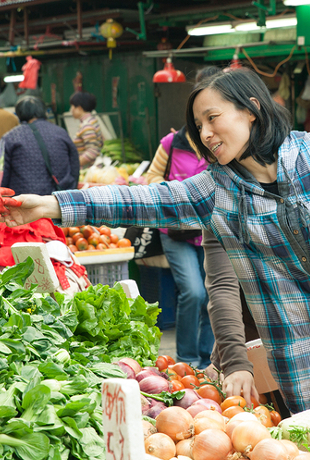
140,390,185,406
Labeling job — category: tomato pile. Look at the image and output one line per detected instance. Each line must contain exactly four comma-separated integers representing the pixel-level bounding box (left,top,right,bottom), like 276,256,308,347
62,225,132,252
135,355,291,460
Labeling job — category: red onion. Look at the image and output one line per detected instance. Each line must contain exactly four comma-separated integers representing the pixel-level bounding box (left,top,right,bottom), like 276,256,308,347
119,357,141,375
173,388,200,409
141,367,163,376
145,402,167,419
114,361,136,379
141,394,151,414
139,375,170,394
147,397,160,408
186,403,209,418
192,398,222,414
136,369,161,382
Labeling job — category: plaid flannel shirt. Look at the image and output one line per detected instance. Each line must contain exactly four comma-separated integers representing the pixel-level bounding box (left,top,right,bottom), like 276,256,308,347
55,131,310,413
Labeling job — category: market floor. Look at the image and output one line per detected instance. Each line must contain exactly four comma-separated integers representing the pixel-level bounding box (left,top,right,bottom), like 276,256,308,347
158,327,176,361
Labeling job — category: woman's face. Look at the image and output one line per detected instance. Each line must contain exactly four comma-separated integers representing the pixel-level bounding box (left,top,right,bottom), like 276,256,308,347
193,87,256,165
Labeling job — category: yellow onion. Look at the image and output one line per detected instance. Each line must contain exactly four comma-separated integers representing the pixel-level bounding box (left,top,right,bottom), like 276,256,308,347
250,438,290,460
144,432,176,460
194,410,225,430
231,420,271,456
194,416,225,435
156,406,194,442
191,428,233,460
176,438,193,457
142,419,157,439
279,440,300,459
225,419,243,439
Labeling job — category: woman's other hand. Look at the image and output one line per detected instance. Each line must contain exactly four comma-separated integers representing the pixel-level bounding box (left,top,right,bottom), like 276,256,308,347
1,194,61,227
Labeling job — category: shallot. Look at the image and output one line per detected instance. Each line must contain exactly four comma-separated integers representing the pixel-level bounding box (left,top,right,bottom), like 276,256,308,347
139,375,170,394
119,357,141,375
114,361,136,379
174,388,200,409
156,406,194,442
191,428,233,460
192,398,222,413
144,432,176,460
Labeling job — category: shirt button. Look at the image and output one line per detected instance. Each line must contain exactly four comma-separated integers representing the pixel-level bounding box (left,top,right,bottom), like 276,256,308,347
293,230,299,235
302,256,307,262
280,198,284,203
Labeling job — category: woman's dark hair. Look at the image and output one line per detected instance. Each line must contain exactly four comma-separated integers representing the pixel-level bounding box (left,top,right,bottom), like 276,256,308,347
186,67,292,166
15,96,46,122
69,91,97,112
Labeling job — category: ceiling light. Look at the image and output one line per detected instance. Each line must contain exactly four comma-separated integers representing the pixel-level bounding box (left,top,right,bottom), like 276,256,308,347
235,22,262,32
266,17,297,28
3,75,24,83
283,0,310,5
153,58,186,83
186,23,234,36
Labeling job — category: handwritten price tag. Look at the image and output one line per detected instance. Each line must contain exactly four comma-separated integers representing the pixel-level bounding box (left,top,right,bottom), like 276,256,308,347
102,379,145,460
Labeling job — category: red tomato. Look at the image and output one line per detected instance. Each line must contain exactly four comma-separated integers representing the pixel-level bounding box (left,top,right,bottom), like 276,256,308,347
68,244,77,253
161,355,176,366
117,238,132,248
66,237,73,246
62,227,69,237
81,225,93,239
168,363,195,377
220,396,247,411
109,243,117,248
196,384,223,405
259,394,268,404
110,234,119,244
68,227,80,237
97,243,108,250
88,233,100,247
162,368,181,381
155,356,168,371
254,405,274,427
250,396,260,409
180,374,200,389
99,226,111,236
75,237,88,251
99,234,110,246
72,232,84,244
170,380,185,392
87,244,96,251
270,410,282,426
222,405,245,419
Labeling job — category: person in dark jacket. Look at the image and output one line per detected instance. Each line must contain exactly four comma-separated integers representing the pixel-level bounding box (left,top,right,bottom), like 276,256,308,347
0,96,79,195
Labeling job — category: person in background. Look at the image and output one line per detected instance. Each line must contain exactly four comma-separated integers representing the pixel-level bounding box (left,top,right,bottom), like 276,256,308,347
4,68,310,414
70,92,104,168
0,106,19,139
146,126,214,368
0,96,79,195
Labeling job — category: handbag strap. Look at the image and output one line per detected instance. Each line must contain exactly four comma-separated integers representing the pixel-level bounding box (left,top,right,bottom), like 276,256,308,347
29,123,61,191
164,134,174,180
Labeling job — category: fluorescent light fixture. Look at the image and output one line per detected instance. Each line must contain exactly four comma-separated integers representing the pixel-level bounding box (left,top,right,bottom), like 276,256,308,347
3,75,24,83
186,23,234,36
188,15,296,36
283,0,310,5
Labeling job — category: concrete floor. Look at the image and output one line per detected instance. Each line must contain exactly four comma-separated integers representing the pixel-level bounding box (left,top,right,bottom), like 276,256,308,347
158,327,176,361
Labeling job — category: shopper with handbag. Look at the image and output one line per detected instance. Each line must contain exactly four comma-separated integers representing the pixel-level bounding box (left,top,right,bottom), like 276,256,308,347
145,126,214,367
0,96,80,195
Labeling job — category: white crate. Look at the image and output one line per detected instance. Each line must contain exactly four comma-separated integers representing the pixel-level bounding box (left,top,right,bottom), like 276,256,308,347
85,261,129,286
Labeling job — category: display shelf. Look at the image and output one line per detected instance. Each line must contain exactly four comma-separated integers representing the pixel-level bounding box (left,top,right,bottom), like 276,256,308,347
74,246,134,265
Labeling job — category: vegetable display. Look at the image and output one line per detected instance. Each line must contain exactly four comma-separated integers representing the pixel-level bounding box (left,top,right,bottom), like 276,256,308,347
0,258,161,460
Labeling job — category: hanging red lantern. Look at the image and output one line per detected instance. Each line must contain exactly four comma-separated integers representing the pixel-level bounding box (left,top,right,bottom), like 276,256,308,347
153,58,186,83
100,18,123,60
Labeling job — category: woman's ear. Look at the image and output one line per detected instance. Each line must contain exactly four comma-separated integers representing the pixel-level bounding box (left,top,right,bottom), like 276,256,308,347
249,97,260,123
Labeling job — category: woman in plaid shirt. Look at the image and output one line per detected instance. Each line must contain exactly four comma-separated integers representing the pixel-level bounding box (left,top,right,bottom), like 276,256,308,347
4,68,310,414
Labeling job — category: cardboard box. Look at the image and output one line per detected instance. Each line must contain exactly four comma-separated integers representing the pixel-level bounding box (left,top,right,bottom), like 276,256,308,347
246,338,278,394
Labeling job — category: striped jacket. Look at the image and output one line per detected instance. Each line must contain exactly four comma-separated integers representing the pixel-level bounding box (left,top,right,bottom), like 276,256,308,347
55,131,310,413
73,113,103,167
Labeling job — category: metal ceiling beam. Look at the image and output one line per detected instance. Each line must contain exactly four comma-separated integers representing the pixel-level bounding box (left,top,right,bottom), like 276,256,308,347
0,0,61,12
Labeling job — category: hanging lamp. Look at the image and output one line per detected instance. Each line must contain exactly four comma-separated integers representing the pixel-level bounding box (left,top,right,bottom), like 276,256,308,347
100,18,123,60
153,58,186,83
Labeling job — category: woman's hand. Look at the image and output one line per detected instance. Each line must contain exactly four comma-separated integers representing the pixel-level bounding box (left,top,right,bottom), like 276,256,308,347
222,370,259,408
1,194,61,226
204,363,224,382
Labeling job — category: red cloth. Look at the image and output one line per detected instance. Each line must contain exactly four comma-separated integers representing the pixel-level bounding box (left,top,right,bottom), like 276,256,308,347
19,56,42,90
0,218,66,267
